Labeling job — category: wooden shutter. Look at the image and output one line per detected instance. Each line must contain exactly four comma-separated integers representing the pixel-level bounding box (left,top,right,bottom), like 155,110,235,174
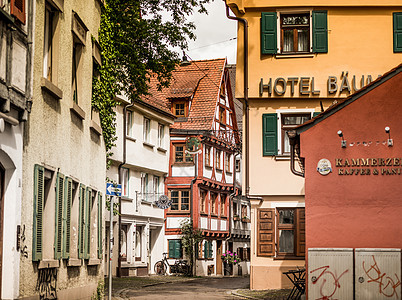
296,208,306,257
393,12,402,53
261,12,277,54
262,114,278,156
84,188,92,259
11,0,26,24
62,177,72,259
208,241,213,259
78,184,85,259
32,165,44,261
175,240,182,259
204,241,208,259
97,192,103,259
54,172,64,259
168,240,175,258
312,11,328,53
257,208,275,257
237,247,243,260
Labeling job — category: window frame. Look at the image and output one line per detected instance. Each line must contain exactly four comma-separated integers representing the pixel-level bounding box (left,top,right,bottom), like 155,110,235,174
279,112,312,155
215,149,222,170
174,144,193,164
158,123,164,148
43,4,56,81
121,167,129,197
219,106,226,125
173,101,188,117
200,190,207,214
205,146,211,167
220,194,227,217
169,189,190,212
225,153,231,173
210,192,217,215
126,111,134,138
143,117,150,143
279,12,311,54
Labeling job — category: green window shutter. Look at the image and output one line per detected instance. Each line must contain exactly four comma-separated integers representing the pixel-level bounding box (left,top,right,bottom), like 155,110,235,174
63,178,72,259
169,240,175,258
84,188,92,259
78,184,86,259
32,165,44,261
97,192,103,259
313,112,321,117
175,240,182,259
312,11,328,53
54,172,64,259
262,114,278,156
393,12,402,53
261,12,277,54
208,241,213,259
203,241,207,259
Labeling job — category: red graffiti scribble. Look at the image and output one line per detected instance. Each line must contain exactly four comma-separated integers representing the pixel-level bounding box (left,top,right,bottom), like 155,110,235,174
310,265,349,300
363,255,401,299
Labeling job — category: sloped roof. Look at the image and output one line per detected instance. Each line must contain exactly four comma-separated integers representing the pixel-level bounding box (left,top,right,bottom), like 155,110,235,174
296,62,402,134
227,64,243,132
145,58,227,131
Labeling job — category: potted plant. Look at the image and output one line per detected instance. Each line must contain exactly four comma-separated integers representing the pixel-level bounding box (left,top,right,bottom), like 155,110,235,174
221,250,241,276
241,216,250,223
233,214,240,221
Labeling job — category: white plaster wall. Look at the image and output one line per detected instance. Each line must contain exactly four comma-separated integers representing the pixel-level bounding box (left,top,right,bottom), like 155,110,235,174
172,165,195,177
211,219,218,231
215,170,222,182
225,170,233,184
166,217,189,229
200,217,208,230
149,226,164,274
233,241,251,275
11,40,27,92
221,220,227,231
0,120,23,299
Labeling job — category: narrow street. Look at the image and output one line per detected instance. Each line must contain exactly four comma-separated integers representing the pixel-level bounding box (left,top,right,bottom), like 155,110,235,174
111,276,250,300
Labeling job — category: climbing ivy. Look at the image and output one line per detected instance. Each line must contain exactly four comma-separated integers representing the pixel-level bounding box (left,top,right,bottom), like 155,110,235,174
92,0,212,161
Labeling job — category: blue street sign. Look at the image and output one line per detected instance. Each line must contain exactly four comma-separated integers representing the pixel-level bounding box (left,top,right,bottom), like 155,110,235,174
106,183,122,197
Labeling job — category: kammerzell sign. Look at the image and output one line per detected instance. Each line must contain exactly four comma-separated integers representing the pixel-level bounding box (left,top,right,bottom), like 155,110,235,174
335,158,402,176
259,73,382,97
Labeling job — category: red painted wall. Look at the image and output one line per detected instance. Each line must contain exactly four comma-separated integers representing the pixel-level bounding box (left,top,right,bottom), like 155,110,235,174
300,71,402,250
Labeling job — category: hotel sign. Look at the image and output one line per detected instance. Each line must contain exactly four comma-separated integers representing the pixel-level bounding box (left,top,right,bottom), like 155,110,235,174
260,73,382,97
335,158,402,176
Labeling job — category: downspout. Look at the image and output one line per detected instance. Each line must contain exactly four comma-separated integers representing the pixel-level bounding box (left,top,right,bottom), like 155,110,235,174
288,130,304,178
225,2,250,197
118,102,134,277
227,151,239,244
190,151,198,275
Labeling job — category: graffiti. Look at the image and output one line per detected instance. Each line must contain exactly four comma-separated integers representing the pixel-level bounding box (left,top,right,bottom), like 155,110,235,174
36,268,57,300
363,255,401,298
310,265,349,300
17,225,28,258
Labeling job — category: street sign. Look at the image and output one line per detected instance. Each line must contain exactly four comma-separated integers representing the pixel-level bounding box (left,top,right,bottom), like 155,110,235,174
106,183,122,197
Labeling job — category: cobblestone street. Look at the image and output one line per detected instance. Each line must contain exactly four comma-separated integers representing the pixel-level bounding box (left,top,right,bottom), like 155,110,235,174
109,276,250,299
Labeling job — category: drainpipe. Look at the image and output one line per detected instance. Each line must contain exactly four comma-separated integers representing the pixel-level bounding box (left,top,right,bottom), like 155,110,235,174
288,130,304,178
118,102,134,277
225,2,250,197
227,152,239,245
190,151,198,276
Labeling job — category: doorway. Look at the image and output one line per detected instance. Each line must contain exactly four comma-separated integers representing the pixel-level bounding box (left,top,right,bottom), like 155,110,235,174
216,240,222,275
0,164,4,294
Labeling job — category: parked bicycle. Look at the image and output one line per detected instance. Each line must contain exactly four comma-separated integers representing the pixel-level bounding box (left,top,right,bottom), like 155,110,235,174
154,252,190,276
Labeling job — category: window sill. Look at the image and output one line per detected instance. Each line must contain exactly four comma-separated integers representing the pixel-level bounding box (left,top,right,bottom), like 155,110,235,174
205,165,212,169
157,147,167,153
67,258,82,267
121,196,133,202
41,77,63,100
167,211,190,215
90,120,102,135
274,155,290,161
200,212,208,216
221,215,228,219
0,7,14,24
38,259,60,269
173,162,194,166
87,258,101,266
211,214,218,218
216,168,222,172
275,53,315,59
226,170,232,175
273,256,305,261
143,142,154,149
70,102,86,120
126,136,136,142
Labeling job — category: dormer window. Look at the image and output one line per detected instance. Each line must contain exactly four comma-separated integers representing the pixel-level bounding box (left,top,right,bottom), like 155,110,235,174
173,101,188,117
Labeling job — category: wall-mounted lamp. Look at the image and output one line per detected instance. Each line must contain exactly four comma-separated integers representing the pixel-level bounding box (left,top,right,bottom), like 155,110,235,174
26,99,33,113
337,130,346,148
181,51,191,66
385,126,393,147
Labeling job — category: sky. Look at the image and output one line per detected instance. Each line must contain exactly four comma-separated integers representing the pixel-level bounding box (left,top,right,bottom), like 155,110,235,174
185,1,238,64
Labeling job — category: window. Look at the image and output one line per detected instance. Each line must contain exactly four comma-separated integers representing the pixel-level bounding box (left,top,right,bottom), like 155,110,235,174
233,202,238,218
174,144,193,163
43,4,55,81
237,247,250,261
261,11,327,55
173,101,187,117
205,146,211,167
121,168,129,197
170,190,190,211
215,150,221,170
72,41,83,105
225,153,231,173
263,112,313,156
281,114,311,154
203,240,213,259
126,111,134,138
11,0,26,24
158,123,164,148
153,176,159,201
256,208,305,258
394,12,402,53
241,204,247,219
141,173,148,200
168,239,182,259
219,106,226,125
211,193,217,215
235,159,241,172
200,190,207,213
143,117,150,143
220,194,227,217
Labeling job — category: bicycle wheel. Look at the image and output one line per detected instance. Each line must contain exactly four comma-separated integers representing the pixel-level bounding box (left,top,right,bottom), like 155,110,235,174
154,261,166,275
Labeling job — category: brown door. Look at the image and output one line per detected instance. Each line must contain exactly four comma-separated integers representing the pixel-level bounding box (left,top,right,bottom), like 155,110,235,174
0,164,4,294
216,240,222,275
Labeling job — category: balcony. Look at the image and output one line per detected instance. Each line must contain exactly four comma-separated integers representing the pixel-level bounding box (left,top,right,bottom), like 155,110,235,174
135,192,165,206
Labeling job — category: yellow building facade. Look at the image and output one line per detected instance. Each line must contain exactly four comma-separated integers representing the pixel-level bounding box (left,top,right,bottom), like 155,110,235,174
225,0,402,290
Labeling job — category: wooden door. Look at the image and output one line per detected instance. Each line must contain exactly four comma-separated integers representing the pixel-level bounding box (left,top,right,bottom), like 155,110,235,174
0,164,4,294
216,240,222,275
